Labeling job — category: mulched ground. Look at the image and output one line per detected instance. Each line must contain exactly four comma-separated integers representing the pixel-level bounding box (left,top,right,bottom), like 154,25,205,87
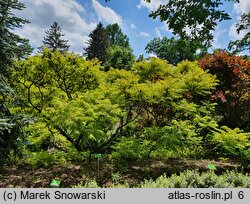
0,158,241,188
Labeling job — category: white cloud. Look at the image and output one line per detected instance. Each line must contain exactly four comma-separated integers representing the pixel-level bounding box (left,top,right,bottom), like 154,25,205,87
229,23,248,41
137,0,167,11
154,23,172,38
137,32,150,37
233,0,250,15
14,0,96,54
131,23,136,29
155,27,162,38
229,0,250,42
212,28,227,49
92,0,122,25
14,24,45,49
149,53,157,58
64,32,90,54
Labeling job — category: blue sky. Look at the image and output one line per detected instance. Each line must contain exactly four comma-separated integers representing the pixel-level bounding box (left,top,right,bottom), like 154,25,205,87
16,0,250,57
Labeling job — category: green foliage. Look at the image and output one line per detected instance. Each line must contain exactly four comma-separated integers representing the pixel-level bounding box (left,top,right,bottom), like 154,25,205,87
131,57,172,82
148,0,236,50
106,23,130,48
12,50,106,153
111,172,122,184
84,22,110,64
111,136,152,163
0,0,33,163
241,150,250,168
0,57,24,164
14,48,101,105
13,50,134,155
22,149,90,168
110,59,218,160
49,93,123,152
13,49,248,165
72,179,129,188
140,170,250,188
228,13,250,53
0,0,32,73
24,151,56,168
41,22,70,52
145,37,198,65
104,23,135,70
212,126,250,157
104,45,135,70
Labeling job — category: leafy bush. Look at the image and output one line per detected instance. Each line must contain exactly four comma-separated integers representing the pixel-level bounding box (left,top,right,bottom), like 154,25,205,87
24,151,56,168
111,136,152,163
212,126,250,157
140,170,250,188
199,51,250,131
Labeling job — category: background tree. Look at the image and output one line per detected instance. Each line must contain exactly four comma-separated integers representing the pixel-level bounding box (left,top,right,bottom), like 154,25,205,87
41,21,70,52
105,23,135,70
0,0,32,163
106,23,130,48
228,13,250,54
0,0,32,74
84,22,110,64
147,0,239,52
104,45,135,70
145,37,198,65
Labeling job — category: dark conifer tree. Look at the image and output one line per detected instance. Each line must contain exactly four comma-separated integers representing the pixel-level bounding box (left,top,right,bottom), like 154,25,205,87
41,22,70,52
0,0,32,163
0,0,33,74
84,22,110,64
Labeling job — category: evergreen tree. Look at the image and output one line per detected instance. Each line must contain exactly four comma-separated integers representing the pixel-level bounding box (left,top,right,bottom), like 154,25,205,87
0,0,32,163
84,22,110,64
0,0,33,74
41,22,70,52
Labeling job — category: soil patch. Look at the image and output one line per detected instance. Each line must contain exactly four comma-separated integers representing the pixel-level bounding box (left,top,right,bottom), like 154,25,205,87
0,158,241,188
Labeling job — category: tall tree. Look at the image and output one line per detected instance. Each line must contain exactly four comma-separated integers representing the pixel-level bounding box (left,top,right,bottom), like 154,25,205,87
41,22,70,52
105,0,238,52
145,37,199,65
228,13,250,54
106,23,130,48
0,0,32,163
84,22,110,64
105,23,135,70
104,45,135,70
147,0,238,51
0,0,32,74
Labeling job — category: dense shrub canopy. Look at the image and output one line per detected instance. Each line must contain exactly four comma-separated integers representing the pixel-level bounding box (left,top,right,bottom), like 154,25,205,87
199,51,250,131
12,50,223,160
